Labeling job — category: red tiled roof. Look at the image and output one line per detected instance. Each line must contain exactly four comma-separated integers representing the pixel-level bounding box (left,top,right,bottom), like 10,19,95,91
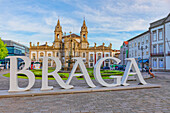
124,41,128,45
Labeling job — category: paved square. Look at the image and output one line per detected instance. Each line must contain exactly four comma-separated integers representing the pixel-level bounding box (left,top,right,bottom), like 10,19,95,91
0,71,170,113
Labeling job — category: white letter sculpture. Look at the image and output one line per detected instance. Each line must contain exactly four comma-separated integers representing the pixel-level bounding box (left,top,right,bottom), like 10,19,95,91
66,57,96,88
6,56,35,92
121,58,147,86
41,57,73,90
94,57,122,87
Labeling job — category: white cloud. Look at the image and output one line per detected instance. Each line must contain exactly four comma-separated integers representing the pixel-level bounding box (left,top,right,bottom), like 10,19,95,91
0,0,169,50
73,0,169,33
88,37,123,49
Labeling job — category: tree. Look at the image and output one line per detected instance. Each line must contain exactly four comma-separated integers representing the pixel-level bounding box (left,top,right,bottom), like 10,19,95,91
0,38,8,59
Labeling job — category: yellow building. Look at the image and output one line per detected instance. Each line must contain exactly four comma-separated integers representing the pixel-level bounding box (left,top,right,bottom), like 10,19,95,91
29,19,120,68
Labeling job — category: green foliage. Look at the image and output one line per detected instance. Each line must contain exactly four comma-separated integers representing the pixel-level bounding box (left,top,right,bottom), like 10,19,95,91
101,73,115,76
88,71,93,77
0,38,8,59
3,73,69,80
3,67,134,81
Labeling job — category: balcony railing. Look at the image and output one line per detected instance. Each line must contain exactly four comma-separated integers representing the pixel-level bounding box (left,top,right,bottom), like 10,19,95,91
151,52,164,57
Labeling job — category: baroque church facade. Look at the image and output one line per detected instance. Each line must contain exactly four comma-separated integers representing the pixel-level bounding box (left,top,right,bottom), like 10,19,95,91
29,19,120,68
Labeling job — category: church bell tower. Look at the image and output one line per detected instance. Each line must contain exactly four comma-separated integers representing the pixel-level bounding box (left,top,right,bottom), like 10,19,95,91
80,19,88,42
80,19,88,49
54,19,63,48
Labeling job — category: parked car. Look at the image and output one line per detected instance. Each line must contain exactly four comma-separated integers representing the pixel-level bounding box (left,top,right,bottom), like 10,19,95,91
103,66,110,70
0,60,5,70
19,62,25,70
0,64,5,70
115,65,119,70
33,62,41,69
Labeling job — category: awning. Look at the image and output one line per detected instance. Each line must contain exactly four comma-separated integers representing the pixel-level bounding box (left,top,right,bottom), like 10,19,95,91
138,59,149,63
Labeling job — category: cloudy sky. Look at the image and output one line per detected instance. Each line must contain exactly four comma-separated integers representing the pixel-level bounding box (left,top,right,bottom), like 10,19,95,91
0,0,170,49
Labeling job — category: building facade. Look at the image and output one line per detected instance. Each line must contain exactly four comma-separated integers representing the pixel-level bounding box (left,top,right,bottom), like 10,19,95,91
29,19,119,69
2,40,29,57
128,31,150,69
0,39,29,67
119,41,128,65
121,13,170,71
150,13,170,71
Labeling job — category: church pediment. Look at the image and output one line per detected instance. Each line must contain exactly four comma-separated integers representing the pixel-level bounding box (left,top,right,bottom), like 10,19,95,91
62,33,81,38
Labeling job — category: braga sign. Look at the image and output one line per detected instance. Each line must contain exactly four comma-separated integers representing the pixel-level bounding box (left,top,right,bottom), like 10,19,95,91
6,56,147,92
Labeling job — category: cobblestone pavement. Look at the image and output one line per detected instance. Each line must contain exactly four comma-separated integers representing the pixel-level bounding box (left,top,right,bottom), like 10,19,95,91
0,70,170,113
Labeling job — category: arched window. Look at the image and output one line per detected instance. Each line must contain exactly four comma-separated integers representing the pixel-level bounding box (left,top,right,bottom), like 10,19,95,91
98,53,101,60
83,53,85,57
48,53,52,61
90,54,93,60
32,53,36,60
83,34,85,38
56,52,59,57
48,53,51,57
40,52,44,57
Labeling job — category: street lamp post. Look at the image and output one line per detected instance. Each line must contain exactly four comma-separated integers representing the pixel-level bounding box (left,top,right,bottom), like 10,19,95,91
141,46,144,72
66,31,75,71
123,51,125,65
140,46,147,72
68,32,73,70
